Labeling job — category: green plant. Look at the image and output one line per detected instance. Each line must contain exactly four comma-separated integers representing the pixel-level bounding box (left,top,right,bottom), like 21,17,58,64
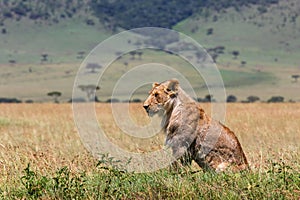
53,166,87,199
20,163,49,199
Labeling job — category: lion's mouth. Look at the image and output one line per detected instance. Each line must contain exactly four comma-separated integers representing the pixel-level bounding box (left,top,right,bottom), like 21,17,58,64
146,108,164,118
143,104,164,117
144,107,157,117
145,109,155,117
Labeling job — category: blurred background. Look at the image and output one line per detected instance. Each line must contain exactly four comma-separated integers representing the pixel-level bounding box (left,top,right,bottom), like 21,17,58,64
0,0,299,103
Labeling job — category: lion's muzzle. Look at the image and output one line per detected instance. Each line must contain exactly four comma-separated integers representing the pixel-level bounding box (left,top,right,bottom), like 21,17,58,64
143,104,156,117
143,104,150,114
143,104,149,111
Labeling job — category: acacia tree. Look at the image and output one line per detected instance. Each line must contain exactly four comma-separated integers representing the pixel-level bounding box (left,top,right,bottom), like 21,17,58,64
241,61,247,67
247,96,260,103
78,85,100,101
267,96,284,103
129,51,136,60
86,63,102,73
77,51,85,59
227,95,237,103
47,91,61,103
136,51,143,60
232,50,240,59
41,53,48,63
291,74,300,83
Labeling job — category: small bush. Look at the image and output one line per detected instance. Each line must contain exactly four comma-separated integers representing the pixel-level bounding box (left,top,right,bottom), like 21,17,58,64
106,98,120,103
0,98,22,103
247,96,260,103
267,96,284,103
207,28,213,35
20,163,49,199
227,95,237,103
18,164,88,199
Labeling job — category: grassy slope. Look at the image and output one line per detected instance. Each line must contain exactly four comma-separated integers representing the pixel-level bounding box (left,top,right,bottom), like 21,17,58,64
173,1,300,101
0,18,110,64
0,18,111,102
0,0,300,101
174,2,300,67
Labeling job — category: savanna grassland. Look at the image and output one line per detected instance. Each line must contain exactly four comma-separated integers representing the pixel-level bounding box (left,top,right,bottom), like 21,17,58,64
0,103,299,199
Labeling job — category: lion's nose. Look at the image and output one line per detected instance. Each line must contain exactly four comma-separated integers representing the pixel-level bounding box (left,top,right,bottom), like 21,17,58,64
143,105,149,110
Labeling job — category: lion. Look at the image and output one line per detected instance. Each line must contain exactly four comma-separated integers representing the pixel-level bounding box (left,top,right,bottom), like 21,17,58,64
143,79,249,172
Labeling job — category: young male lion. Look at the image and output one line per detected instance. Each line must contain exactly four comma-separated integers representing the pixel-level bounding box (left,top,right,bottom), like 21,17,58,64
143,79,249,172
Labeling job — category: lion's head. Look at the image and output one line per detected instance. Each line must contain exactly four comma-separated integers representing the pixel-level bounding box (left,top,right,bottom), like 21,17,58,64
143,79,179,116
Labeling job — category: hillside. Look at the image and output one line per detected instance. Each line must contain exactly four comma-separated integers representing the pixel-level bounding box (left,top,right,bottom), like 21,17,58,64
0,0,300,102
175,0,300,67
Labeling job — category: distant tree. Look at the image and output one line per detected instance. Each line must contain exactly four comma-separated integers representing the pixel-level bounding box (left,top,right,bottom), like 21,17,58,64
241,61,247,67
124,62,129,67
78,85,100,101
3,12,13,18
129,51,136,60
213,15,218,22
207,28,214,35
86,19,95,26
257,6,268,14
47,91,62,103
77,51,85,59
203,94,213,102
291,74,300,83
196,97,203,102
227,95,237,103
25,99,34,103
9,59,16,65
41,53,48,63
106,98,120,103
1,28,7,34
267,96,284,103
232,50,240,59
68,98,86,103
136,51,143,60
247,96,260,103
214,46,225,54
207,46,225,63
0,98,21,103
86,63,102,73
211,54,218,63
191,26,198,33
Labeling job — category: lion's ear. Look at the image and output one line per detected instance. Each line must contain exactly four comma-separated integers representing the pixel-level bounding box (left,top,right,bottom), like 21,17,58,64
167,79,179,92
152,82,160,88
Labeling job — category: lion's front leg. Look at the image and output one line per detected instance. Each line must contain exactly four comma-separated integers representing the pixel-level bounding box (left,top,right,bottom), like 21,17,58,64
165,129,197,170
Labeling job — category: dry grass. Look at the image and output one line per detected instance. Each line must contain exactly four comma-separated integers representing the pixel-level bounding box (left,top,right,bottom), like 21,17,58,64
224,103,300,171
0,103,299,194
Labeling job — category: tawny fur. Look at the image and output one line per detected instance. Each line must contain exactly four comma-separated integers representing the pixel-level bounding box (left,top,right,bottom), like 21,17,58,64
143,79,249,172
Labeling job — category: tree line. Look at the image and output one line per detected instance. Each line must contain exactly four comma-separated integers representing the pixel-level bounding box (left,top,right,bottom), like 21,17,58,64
90,0,279,30
1,0,279,31
0,94,293,104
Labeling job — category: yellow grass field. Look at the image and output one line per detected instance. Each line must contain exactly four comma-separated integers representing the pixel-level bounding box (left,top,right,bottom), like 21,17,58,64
0,103,299,188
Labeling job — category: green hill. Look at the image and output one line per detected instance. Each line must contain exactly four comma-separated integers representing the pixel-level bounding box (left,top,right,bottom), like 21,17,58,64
174,1,300,68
